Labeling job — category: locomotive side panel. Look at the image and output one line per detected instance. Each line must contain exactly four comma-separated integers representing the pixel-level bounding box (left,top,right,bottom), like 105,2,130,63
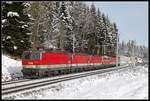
22,51,119,78
43,53,70,65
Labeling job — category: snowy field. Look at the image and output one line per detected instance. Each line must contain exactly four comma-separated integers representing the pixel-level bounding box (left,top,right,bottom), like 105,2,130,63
14,65,148,99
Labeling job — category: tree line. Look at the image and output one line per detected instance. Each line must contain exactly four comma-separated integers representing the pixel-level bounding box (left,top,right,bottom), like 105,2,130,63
2,1,118,58
119,40,148,58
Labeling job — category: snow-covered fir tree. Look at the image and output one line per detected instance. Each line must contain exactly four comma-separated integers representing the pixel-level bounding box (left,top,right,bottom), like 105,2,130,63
111,22,118,56
102,15,115,56
81,5,91,54
68,2,83,53
59,2,74,52
77,3,90,53
100,13,108,55
86,3,97,54
95,8,103,55
28,2,48,49
2,1,31,57
48,1,61,49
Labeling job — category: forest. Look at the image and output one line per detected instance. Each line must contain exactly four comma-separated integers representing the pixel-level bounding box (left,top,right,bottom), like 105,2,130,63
2,1,148,59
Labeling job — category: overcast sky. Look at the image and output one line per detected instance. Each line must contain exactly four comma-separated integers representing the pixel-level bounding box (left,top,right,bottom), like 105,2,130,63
85,1,148,47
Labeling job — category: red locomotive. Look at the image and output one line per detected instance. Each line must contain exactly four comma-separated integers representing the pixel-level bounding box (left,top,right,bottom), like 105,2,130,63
22,48,120,78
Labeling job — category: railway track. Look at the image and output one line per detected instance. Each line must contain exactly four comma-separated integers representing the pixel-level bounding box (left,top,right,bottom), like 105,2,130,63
2,79,31,85
2,65,129,99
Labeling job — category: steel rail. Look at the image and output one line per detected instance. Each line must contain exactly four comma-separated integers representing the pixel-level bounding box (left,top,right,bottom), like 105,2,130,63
2,79,30,85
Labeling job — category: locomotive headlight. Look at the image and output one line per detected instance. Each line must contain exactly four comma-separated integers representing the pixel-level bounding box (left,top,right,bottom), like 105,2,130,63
28,62,33,65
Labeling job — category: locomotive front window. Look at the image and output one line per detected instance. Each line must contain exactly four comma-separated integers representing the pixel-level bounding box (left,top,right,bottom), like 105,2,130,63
30,53,41,60
22,52,30,59
24,52,30,59
22,52,42,60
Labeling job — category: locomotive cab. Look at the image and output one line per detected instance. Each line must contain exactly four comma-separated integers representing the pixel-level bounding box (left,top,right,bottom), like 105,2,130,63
22,48,69,78
22,51,44,78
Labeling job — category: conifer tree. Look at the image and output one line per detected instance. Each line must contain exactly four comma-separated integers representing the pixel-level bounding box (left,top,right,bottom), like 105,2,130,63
95,8,104,55
59,2,74,52
87,3,97,54
2,1,31,57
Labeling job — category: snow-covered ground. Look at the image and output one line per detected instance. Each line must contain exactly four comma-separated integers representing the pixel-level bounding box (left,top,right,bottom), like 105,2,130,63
14,65,148,99
2,55,23,82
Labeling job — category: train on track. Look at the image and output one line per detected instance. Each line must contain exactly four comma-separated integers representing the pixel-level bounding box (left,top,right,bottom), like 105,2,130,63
22,48,120,78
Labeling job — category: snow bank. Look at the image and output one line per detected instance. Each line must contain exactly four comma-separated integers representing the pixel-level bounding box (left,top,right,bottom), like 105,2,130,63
15,66,148,99
2,55,23,82
7,11,19,17
2,19,7,24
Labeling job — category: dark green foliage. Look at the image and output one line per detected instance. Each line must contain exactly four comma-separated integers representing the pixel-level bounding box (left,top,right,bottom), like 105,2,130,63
2,2,31,57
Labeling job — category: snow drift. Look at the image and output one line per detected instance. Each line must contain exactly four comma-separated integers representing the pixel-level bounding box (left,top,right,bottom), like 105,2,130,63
2,55,23,82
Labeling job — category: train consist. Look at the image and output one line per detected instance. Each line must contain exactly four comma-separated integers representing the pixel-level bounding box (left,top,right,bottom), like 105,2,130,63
22,48,120,78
